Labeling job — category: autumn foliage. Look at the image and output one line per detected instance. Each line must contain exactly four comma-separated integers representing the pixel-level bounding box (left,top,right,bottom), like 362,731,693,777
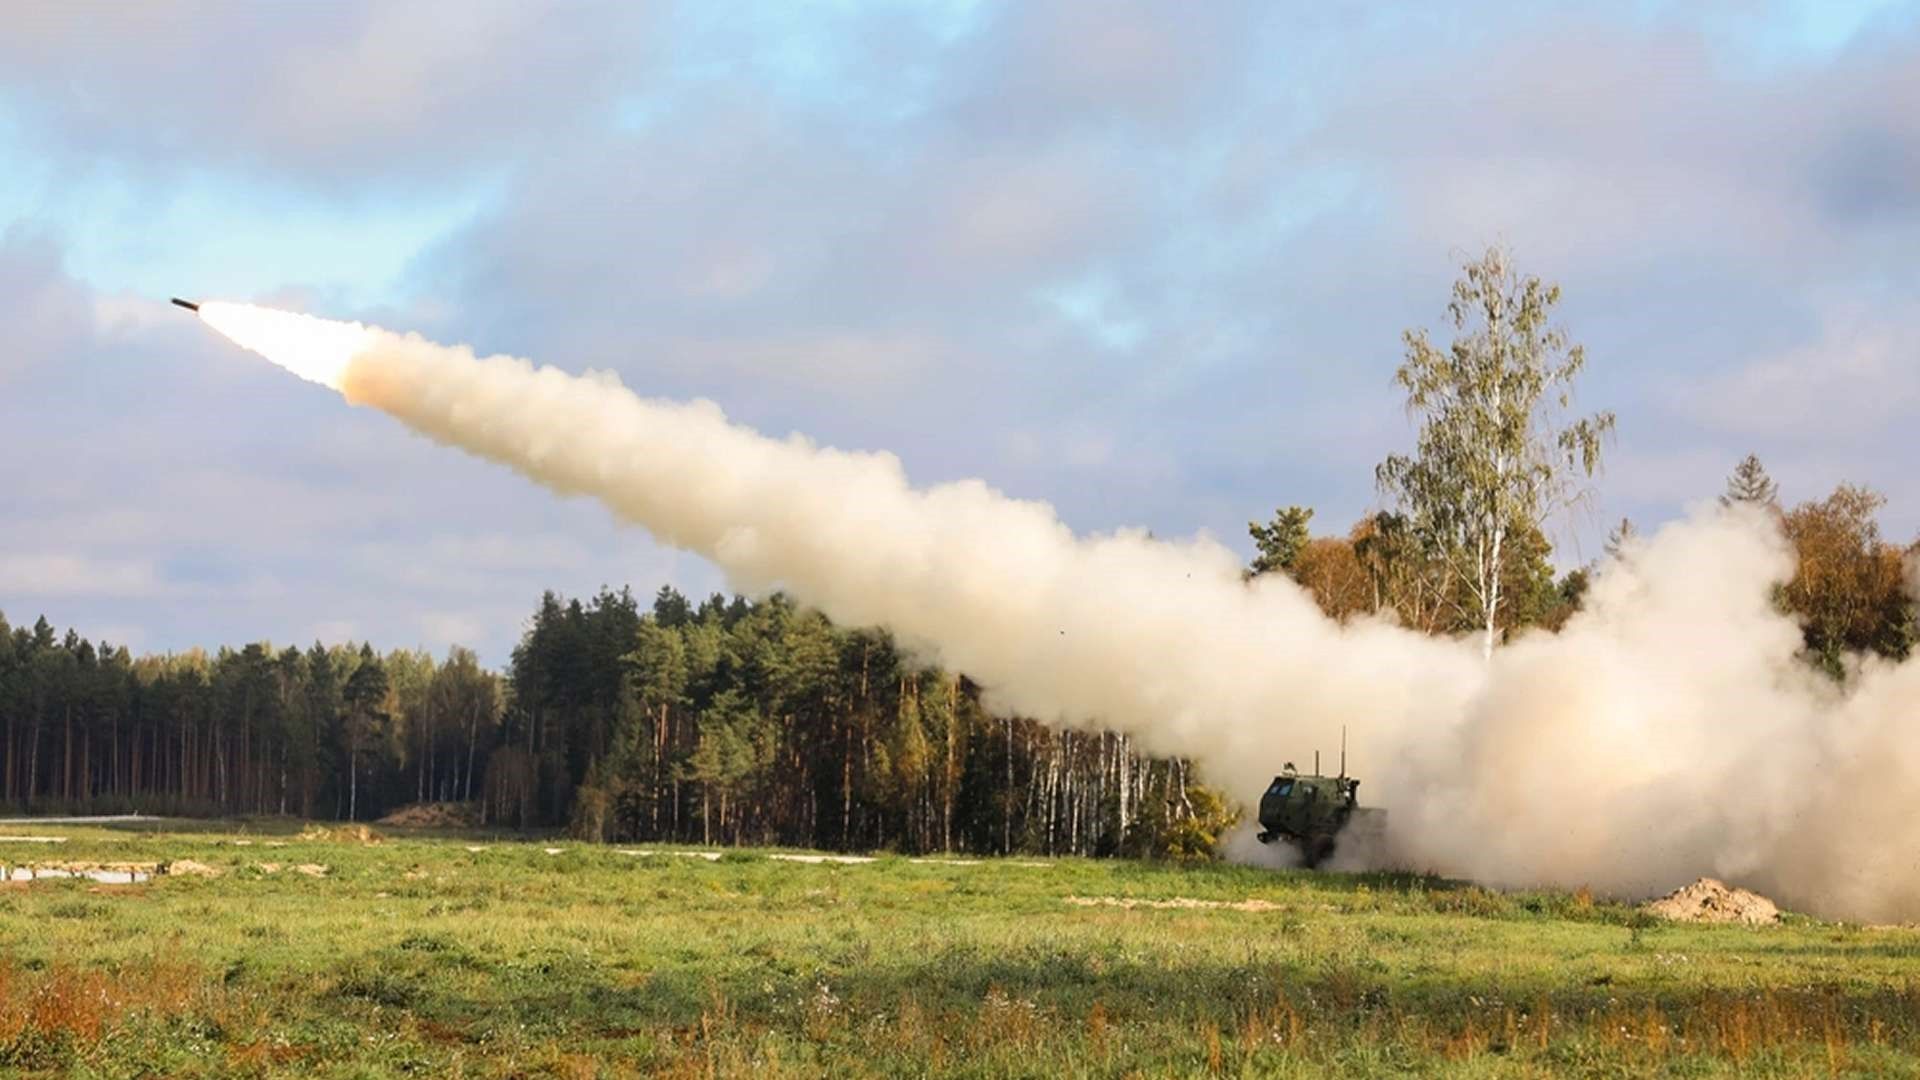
1780,484,1915,672
1251,461,1917,680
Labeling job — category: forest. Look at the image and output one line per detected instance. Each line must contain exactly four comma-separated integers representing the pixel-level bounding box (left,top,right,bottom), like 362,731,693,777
3,251,1913,856
0,585,1220,858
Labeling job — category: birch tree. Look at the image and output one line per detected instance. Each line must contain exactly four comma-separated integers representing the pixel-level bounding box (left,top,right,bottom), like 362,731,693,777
1376,245,1613,659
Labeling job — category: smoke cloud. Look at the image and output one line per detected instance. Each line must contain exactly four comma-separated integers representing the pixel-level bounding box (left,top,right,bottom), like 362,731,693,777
200,302,1920,922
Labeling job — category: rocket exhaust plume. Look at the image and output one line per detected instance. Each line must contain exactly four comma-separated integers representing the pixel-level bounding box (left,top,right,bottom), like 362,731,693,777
195,301,1920,922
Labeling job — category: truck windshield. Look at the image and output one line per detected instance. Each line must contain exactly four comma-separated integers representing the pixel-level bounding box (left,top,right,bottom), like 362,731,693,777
1268,780,1293,797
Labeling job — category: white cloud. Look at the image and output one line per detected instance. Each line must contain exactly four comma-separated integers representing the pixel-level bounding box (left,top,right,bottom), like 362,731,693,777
0,233,94,379
0,1,662,182
418,611,485,649
0,553,167,597
1681,302,1920,440
305,620,360,646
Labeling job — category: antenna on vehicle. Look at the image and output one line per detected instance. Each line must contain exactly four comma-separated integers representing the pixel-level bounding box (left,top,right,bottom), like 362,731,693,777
1315,750,1320,775
1340,726,1347,778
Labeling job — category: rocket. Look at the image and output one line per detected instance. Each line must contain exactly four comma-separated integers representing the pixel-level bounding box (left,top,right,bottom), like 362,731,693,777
170,297,200,312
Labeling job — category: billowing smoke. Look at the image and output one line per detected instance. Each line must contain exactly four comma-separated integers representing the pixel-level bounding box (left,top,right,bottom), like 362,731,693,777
199,302,1920,922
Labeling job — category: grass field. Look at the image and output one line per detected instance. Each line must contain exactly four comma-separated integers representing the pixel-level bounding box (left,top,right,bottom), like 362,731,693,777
1,820,1917,1077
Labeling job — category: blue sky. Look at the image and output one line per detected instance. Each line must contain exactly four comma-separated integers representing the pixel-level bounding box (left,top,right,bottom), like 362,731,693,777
2,0,1916,664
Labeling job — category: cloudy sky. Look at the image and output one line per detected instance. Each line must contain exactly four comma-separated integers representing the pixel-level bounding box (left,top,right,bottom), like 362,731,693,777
2,0,1915,664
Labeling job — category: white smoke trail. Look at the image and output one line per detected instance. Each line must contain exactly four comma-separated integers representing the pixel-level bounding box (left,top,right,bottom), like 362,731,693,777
199,302,1920,921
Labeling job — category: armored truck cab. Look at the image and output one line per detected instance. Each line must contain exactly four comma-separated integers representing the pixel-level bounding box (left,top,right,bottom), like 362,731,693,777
1255,766,1384,867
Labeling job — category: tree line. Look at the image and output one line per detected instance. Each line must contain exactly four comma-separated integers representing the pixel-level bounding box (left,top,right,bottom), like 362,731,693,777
0,591,1226,858
0,626,501,824
3,245,1910,854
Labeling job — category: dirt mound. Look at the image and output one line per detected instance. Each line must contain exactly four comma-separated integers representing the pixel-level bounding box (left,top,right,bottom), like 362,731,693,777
377,802,478,828
165,859,223,878
299,823,384,844
1645,878,1780,925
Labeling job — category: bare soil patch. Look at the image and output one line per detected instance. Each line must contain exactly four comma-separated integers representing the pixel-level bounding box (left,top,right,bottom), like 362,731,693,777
1065,895,1286,913
4,860,160,884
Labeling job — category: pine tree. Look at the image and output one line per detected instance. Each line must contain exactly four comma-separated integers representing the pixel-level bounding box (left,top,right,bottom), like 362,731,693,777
1721,454,1779,507
1247,506,1313,577
1604,517,1637,559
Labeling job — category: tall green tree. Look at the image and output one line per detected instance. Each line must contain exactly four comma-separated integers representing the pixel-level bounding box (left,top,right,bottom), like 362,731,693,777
303,643,342,817
682,688,772,844
1376,244,1614,658
272,646,308,815
622,617,691,834
341,645,390,821
429,646,500,803
1246,506,1314,578
385,648,436,806
651,586,693,628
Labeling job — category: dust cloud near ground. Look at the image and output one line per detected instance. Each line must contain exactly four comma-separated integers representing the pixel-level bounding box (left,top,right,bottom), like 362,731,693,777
1220,824,1300,871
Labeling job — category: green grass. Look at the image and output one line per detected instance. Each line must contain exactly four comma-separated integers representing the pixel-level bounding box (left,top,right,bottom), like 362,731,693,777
1,820,1917,1077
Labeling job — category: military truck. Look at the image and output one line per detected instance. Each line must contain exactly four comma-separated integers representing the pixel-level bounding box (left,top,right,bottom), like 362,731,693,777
1255,760,1385,868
